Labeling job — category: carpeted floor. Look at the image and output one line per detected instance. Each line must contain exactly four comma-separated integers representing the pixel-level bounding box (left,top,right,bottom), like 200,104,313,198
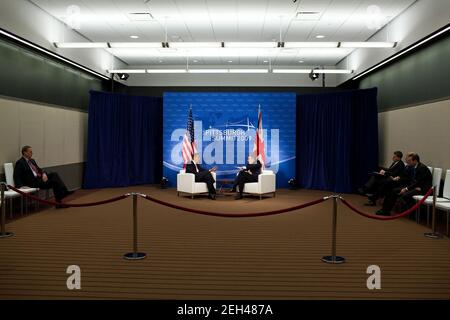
0,186,449,299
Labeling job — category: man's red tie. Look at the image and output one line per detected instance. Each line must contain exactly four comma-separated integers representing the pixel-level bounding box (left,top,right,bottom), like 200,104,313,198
28,160,42,178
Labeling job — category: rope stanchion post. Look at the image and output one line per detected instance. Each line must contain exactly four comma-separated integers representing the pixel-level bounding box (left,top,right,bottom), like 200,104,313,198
424,186,443,239
0,182,14,238
124,193,147,260
321,195,345,264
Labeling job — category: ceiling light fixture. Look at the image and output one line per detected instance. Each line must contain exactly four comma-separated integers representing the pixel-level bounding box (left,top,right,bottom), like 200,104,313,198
284,42,338,48
169,42,221,48
226,42,278,48
102,68,350,74
314,69,353,74
108,69,146,74
54,42,108,48
228,69,269,73
272,69,352,74
109,42,162,48
340,42,397,48
54,41,398,50
147,69,187,73
188,69,229,73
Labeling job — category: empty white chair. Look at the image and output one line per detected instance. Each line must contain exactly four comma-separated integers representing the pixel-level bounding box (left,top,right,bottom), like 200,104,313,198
241,170,276,200
177,169,216,198
435,201,450,236
414,168,447,225
413,168,443,225
3,163,39,218
435,170,450,235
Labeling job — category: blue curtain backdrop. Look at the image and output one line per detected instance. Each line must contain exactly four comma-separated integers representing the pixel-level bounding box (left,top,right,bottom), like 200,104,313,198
84,91,162,188
296,88,379,193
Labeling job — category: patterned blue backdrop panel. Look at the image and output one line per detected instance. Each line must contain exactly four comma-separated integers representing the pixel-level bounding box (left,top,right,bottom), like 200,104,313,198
163,92,296,188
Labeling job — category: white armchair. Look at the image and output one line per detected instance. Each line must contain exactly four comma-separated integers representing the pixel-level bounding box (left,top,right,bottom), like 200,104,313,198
177,170,216,198
242,170,276,200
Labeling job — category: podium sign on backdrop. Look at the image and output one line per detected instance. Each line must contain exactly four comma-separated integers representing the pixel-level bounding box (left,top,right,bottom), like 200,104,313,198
163,92,296,188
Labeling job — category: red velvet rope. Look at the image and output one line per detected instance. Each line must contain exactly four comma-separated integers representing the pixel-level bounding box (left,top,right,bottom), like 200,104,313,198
140,193,326,218
5,185,129,207
339,187,433,221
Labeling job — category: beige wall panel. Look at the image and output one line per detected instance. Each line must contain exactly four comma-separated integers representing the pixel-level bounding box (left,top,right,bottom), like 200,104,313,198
19,101,46,166
378,99,450,176
0,96,87,173
63,111,87,164
44,107,65,167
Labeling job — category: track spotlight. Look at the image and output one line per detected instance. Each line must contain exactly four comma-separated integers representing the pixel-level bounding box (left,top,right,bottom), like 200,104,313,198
309,67,320,81
117,73,130,81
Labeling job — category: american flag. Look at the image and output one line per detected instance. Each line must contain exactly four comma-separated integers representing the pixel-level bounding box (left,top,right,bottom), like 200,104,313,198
253,105,266,169
182,106,198,165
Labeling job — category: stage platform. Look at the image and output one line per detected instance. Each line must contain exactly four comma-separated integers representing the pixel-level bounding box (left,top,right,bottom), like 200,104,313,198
1,186,450,299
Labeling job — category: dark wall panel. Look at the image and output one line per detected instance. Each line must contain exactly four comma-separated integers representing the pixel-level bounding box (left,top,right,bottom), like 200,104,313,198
0,37,110,111
356,32,450,111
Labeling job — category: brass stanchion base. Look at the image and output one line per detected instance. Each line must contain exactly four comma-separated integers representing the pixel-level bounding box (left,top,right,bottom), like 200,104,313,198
321,256,346,264
123,252,147,260
424,232,443,239
0,232,14,238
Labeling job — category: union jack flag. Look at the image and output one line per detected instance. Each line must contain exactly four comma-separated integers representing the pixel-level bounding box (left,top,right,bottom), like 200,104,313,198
253,105,266,169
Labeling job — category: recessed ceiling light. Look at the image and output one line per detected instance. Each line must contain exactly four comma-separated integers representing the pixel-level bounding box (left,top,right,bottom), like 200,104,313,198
316,35,325,39
130,35,139,39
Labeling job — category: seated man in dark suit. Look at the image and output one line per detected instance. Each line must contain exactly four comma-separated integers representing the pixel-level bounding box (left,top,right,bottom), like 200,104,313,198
358,151,406,206
185,153,217,200
13,145,73,208
376,153,432,216
233,155,262,200
374,162,414,202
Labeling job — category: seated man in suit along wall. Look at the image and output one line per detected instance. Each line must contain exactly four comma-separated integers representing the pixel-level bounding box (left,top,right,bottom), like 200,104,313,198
233,155,262,200
185,153,217,200
13,145,74,208
367,152,417,207
376,153,432,216
358,150,406,206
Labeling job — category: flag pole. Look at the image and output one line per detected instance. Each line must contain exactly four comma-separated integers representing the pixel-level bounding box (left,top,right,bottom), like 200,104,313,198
257,104,260,159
